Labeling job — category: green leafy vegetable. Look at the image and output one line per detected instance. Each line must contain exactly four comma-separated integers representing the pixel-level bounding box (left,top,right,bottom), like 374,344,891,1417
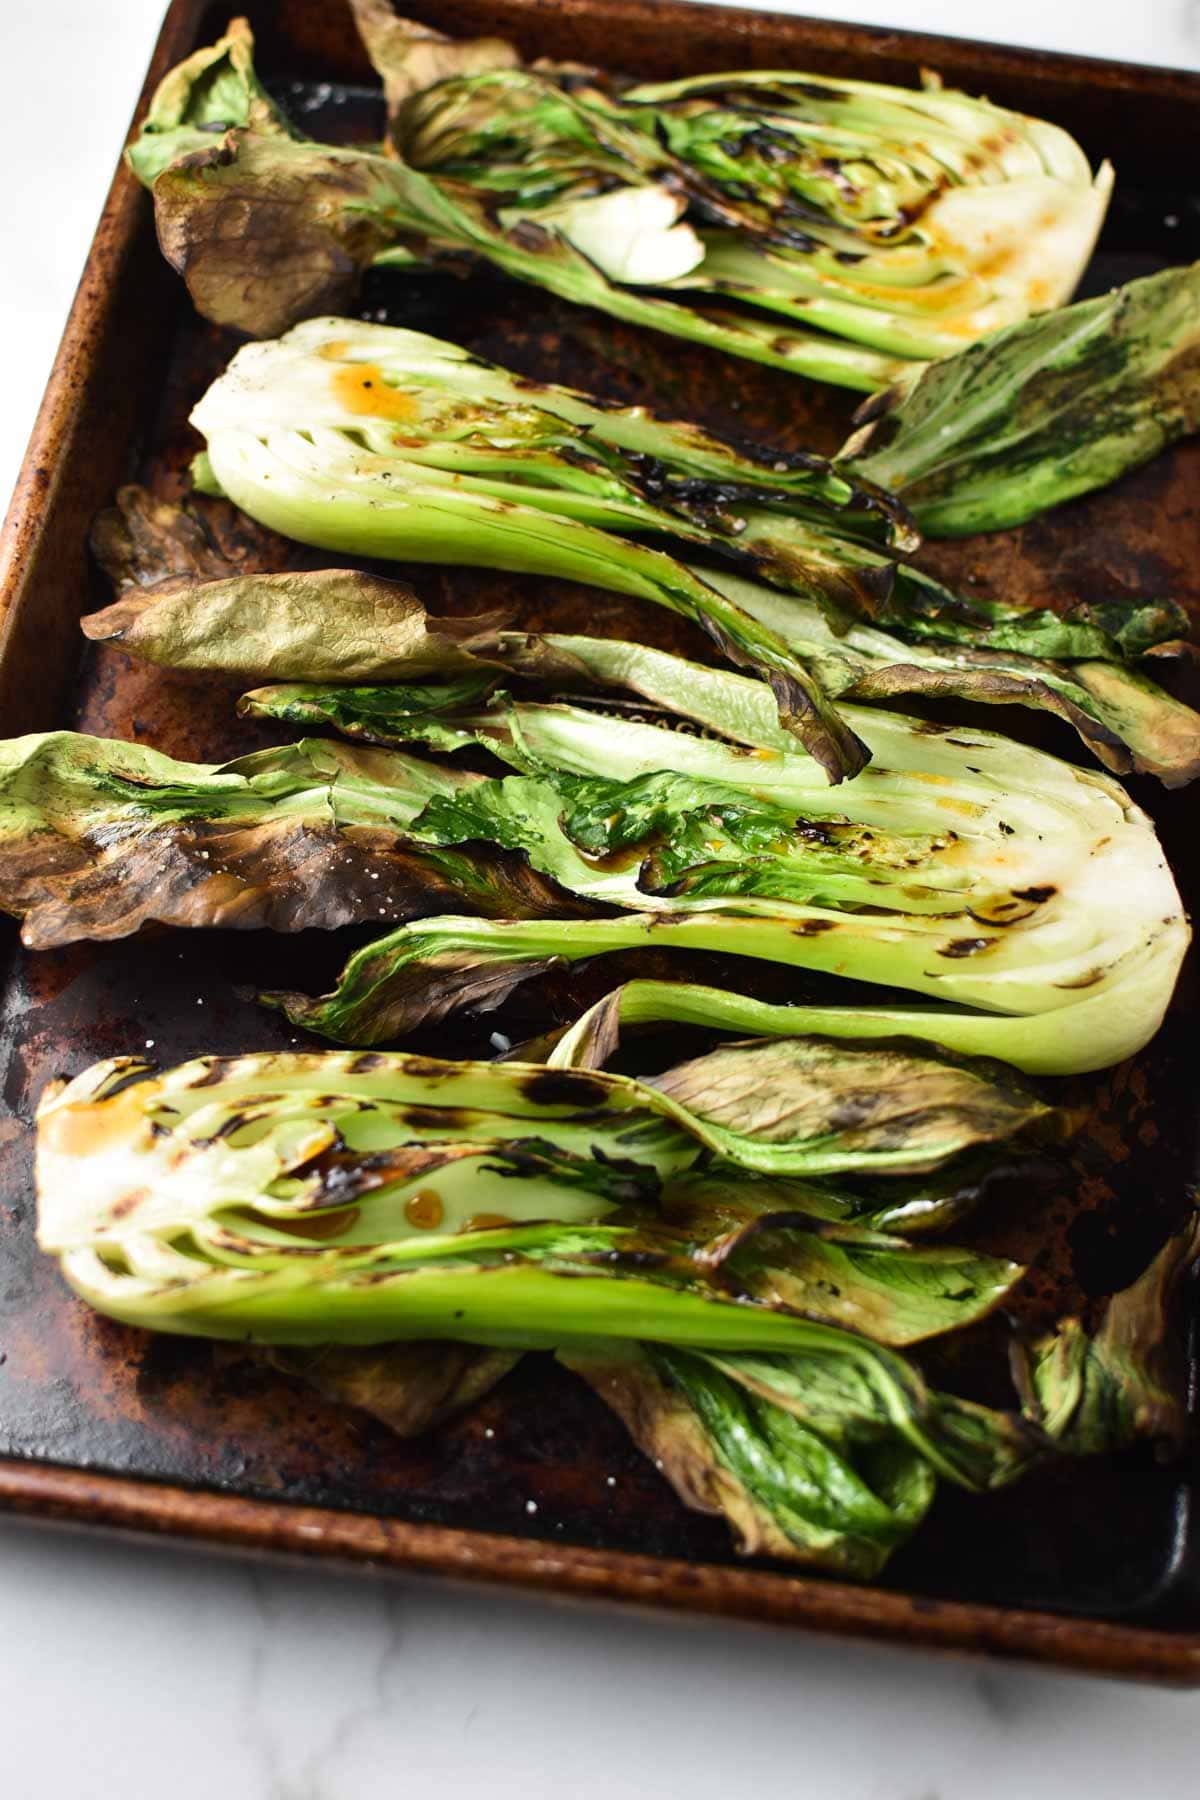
126,20,443,339
190,321,908,779
37,1052,1194,1577
694,1212,1035,1347
356,3,1110,381
122,19,891,387
702,566,1200,786
262,1341,520,1437
178,318,1200,779
93,479,1195,741
643,1036,1060,1179
125,17,1109,391
244,635,1200,790
83,565,509,686
1012,1214,1200,1454
36,1034,1056,1211
843,261,1200,535
563,1343,940,1575
125,18,300,189
564,1215,1198,1572
0,730,574,948
267,886,1183,1078
255,686,1188,1075
36,1049,1025,1348
658,1148,1038,1241
16,661,1181,982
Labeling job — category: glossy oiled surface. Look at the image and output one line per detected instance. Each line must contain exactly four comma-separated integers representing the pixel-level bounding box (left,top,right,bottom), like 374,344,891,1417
0,0,1198,1681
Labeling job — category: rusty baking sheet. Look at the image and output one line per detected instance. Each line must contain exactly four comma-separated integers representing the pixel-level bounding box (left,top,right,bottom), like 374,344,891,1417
0,0,1199,1682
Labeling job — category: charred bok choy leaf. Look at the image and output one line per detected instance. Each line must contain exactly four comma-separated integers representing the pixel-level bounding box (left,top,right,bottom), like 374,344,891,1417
181,324,1200,782
356,2,1110,383
562,1344,1005,1575
564,1213,1198,1573
252,668,1188,1075
0,731,581,948
843,261,1200,535
35,1049,1030,1347
259,1341,521,1438
1012,1215,1200,1455
127,15,1109,391
84,564,512,688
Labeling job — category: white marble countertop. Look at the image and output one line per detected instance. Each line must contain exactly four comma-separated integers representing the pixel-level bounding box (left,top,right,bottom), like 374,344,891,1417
2,4,1199,1793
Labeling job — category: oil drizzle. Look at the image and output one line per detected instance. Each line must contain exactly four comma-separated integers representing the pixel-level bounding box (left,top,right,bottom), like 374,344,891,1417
331,362,420,423
285,1206,361,1242
405,1188,445,1230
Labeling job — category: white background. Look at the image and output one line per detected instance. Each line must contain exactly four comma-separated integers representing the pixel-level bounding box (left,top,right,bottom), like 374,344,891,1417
2,4,1199,1794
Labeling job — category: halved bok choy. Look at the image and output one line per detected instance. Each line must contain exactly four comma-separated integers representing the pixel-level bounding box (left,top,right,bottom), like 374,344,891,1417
127,15,1111,393
247,654,1187,1075
182,321,1200,784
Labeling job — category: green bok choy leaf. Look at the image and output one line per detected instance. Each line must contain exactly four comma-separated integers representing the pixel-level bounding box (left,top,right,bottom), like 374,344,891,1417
0,730,581,949
565,1210,1197,1574
843,261,1200,536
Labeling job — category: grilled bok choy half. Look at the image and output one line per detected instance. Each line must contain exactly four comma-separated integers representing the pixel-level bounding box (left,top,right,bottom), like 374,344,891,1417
357,1,1110,373
34,1051,1196,1577
188,313,912,781
0,654,1187,1072
186,321,1200,785
247,654,1187,1076
127,15,1109,391
35,1044,1039,1346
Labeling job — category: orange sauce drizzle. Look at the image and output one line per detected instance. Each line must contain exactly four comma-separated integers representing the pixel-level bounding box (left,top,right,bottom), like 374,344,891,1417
331,362,420,423
404,1188,445,1230
286,1207,361,1242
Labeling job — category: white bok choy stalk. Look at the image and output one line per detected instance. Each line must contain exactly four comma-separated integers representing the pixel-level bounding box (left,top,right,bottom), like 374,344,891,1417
257,641,1188,1076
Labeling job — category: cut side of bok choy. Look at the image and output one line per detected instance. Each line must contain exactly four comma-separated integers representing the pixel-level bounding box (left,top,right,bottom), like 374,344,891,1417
248,666,1187,1075
190,316,902,781
181,323,1200,784
35,1047,1037,1344
2,668,1186,1074
127,16,1110,391
35,1051,1197,1576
